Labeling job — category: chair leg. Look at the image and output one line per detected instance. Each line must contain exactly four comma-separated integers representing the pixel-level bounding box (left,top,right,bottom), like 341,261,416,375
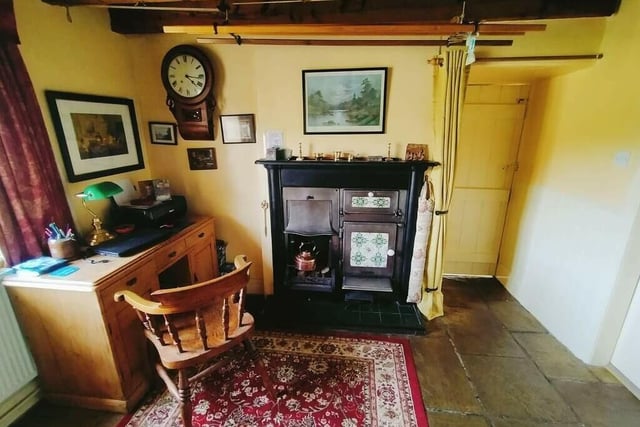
244,338,278,399
178,368,192,427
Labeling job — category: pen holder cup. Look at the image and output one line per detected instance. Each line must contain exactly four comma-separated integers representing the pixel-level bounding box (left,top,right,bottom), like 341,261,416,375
48,238,78,260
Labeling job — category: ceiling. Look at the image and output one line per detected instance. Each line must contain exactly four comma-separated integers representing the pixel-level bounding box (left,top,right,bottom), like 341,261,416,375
41,0,621,35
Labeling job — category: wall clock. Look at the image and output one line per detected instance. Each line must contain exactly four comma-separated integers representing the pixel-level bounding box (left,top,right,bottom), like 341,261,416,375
161,45,216,140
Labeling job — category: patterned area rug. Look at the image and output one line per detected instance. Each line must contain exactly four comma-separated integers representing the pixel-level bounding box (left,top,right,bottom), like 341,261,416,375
118,331,428,426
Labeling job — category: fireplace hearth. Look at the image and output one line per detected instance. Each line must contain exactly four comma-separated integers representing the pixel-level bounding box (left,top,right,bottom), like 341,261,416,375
257,159,437,303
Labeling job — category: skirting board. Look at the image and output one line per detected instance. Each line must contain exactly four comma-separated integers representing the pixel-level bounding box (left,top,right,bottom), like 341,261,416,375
608,364,640,400
0,379,40,427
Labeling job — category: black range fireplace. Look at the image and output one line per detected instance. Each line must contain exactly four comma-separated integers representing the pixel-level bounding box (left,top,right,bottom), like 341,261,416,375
256,159,437,302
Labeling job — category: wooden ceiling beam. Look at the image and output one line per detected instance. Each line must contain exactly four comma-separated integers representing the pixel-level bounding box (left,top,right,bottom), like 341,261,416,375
39,0,621,35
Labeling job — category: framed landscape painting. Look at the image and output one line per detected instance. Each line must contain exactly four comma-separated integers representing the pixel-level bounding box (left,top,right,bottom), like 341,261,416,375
45,91,144,182
302,67,387,134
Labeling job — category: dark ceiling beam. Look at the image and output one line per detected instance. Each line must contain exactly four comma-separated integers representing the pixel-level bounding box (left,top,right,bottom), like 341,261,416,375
40,0,622,35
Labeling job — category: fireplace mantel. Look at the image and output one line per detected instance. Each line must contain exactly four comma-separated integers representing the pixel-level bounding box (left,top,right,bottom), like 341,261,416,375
256,159,438,301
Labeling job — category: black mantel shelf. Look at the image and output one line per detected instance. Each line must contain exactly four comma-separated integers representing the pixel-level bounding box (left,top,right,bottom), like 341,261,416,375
256,159,439,189
256,158,439,302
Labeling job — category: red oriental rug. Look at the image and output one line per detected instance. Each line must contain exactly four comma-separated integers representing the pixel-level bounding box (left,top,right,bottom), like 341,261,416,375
118,331,428,427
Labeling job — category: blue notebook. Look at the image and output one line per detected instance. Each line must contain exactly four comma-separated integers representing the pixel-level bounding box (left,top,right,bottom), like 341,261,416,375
94,228,172,257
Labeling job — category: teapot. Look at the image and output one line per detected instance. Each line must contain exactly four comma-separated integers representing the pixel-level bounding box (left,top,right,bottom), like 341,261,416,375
295,242,317,271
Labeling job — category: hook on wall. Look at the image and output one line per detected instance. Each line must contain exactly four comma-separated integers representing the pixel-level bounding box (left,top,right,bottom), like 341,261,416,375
428,56,444,67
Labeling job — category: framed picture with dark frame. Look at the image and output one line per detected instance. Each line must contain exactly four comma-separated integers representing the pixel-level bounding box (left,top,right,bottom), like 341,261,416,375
302,67,388,134
187,147,217,170
45,90,145,182
149,122,178,145
220,114,256,144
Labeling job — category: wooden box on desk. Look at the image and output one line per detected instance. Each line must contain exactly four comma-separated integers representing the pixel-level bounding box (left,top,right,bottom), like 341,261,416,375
3,217,219,412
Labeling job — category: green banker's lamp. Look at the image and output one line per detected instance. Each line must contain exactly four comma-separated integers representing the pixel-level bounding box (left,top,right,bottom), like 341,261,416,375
75,181,123,246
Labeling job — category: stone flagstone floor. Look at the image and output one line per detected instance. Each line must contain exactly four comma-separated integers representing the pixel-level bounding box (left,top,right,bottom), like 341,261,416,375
11,277,640,427
411,277,640,427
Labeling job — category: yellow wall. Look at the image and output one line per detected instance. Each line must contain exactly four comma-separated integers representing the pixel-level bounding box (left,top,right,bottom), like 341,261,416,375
12,0,637,368
14,1,152,235
498,0,640,363
130,39,436,292
14,1,436,293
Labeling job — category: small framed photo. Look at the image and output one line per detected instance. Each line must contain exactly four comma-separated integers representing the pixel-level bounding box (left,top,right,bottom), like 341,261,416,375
187,147,217,170
220,114,256,144
149,122,177,145
405,144,428,161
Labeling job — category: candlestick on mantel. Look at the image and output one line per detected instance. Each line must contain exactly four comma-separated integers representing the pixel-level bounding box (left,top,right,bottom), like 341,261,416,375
296,142,303,161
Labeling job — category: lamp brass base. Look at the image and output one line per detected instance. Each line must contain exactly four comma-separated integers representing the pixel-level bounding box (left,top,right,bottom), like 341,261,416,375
87,217,116,246
87,229,117,246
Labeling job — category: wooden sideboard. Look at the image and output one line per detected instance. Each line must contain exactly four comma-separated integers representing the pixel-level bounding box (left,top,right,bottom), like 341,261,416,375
2,217,219,413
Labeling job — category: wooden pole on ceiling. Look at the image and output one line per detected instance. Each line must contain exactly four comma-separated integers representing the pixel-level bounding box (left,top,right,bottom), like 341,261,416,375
196,37,514,46
474,54,604,62
164,23,546,36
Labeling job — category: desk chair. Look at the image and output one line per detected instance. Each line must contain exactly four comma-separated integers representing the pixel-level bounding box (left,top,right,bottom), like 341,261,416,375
114,255,276,427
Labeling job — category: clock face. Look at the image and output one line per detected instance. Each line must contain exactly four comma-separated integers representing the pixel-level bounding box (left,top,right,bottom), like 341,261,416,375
165,54,207,99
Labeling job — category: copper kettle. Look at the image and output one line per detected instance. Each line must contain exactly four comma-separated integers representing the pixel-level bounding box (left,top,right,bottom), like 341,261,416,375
295,242,317,271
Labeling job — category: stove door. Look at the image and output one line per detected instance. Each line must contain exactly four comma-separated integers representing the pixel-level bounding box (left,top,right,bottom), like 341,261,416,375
342,222,397,292
343,189,399,216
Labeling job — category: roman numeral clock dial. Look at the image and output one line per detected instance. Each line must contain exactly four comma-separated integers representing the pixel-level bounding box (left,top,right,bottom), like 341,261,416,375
161,45,216,140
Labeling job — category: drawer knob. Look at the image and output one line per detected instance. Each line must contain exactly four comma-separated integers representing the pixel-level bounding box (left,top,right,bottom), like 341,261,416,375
198,232,205,238
168,251,177,258
126,277,137,287
387,249,395,257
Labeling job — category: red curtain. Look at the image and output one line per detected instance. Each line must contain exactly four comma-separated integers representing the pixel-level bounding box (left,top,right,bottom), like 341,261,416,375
0,0,74,265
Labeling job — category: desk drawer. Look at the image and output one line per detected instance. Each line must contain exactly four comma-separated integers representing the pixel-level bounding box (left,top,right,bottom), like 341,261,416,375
186,222,214,248
100,261,158,313
154,239,187,272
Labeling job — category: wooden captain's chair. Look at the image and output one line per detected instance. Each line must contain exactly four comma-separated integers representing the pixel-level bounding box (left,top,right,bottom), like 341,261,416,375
114,255,276,427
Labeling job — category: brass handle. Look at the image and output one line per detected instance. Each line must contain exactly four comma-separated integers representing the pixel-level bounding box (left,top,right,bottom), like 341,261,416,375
126,277,137,287
260,200,269,236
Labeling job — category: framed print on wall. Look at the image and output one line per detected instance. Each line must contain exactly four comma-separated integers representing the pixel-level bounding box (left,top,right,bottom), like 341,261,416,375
302,67,388,134
149,122,178,145
45,90,145,182
187,147,217,170
220,114,256,144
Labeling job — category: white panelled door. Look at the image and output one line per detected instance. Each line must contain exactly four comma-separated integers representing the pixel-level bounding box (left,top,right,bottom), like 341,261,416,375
444,85,528,276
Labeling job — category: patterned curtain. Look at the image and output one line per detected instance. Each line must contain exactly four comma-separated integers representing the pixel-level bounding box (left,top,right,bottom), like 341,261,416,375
0,0,74,265
417,47,469,320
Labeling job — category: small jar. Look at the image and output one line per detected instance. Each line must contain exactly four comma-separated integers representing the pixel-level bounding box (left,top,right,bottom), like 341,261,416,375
48,238,78,260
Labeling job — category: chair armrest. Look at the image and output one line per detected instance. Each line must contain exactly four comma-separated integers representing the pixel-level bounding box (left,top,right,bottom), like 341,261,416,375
234,254,249,269
114,290,163,314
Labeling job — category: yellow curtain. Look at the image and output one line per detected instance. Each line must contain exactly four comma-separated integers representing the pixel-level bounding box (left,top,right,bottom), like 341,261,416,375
418,47,469,320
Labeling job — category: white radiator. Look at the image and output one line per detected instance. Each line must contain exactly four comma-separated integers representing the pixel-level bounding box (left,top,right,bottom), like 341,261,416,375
0,273,39,427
